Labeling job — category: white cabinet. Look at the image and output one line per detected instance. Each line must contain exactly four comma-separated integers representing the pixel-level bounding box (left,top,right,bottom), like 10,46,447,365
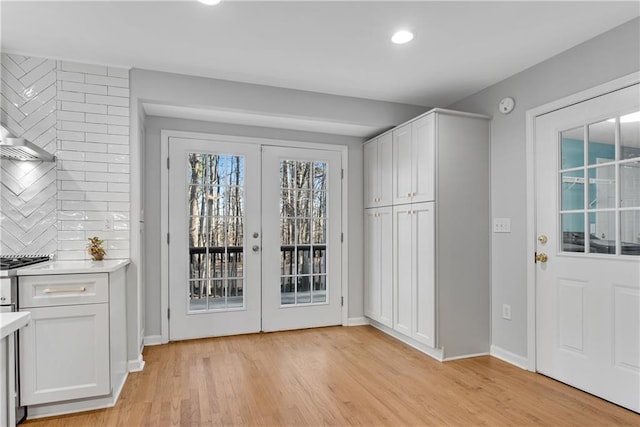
393,114,436,205
19,303,110,405
364,206,393,327
18,267,128,412
364,132,393,208
393,202,435,347
364,108,490,360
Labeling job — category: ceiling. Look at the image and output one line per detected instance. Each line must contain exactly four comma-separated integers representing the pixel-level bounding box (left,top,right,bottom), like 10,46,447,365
1,1,638,107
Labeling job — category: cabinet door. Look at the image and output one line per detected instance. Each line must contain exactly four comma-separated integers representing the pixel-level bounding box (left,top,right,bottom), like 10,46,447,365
412,115,436,203
364,209,380,320
393,124,413,205
363,139,378,208
377,132,394,206
412,202,435,347
364,207,393,327
20,304,110,405
393,204,413,335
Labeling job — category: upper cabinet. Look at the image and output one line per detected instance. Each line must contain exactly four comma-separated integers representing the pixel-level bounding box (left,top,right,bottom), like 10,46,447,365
393,114,436,205
364,132,393,208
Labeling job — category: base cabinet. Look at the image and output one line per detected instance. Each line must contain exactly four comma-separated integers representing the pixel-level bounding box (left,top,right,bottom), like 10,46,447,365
18,266,128,414
19,304,110,405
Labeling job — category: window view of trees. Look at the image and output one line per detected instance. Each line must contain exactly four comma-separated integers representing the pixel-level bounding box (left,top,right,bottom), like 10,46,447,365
185,154,330,311
188,153,244,311
280,160,328,305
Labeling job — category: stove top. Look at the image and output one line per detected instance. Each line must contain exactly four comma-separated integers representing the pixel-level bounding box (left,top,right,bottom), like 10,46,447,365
0,255,51,271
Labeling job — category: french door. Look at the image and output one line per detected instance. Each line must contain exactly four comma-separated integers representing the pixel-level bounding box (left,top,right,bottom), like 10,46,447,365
168,137,342,340
534,83,639,412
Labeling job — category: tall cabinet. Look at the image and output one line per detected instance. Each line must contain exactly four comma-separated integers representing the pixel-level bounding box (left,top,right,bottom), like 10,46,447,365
363,108,490,360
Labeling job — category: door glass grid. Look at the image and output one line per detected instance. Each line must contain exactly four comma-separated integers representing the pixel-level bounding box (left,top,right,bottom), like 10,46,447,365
559,111,640,255
280,160,328,305
187,153,246,312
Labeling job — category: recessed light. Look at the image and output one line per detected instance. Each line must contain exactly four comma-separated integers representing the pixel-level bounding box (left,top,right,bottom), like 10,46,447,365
391,30,414,45
198,0,221,5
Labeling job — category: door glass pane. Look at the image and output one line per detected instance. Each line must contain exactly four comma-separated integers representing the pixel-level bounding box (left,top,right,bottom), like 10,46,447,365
590,211,616,254
588,165,615,209
313,275,327,303
187,152,246,312
619,111,640,160
621,210,640,255
561,213,585,253
561,170,584,211
280,159,329,306
621,161,640,208
588,120,615,165
561,127,584,169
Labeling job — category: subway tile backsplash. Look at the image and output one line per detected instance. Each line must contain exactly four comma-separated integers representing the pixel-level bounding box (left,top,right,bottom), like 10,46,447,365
0,54,130,260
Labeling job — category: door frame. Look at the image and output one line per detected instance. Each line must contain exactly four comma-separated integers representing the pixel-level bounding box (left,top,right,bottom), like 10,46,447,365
159,129,349,343
524,71,640,372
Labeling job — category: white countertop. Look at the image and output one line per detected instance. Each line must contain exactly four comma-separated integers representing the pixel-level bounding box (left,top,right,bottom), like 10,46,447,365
0,311,31,339
17,259,130,276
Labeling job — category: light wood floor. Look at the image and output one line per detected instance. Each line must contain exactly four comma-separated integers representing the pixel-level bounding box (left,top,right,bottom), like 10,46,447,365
24,326,639,426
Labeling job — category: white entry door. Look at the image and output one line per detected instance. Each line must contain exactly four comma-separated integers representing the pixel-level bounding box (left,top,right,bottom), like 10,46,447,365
169,138,262,340
261,146,342,332
169,138,343,340
535,83,640,412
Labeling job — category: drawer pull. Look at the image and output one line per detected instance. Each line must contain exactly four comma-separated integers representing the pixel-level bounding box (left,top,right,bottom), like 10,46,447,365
43,287,87,294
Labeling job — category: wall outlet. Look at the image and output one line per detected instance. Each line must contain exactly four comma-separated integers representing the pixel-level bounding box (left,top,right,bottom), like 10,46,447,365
502,304,512,320
493,218,511,233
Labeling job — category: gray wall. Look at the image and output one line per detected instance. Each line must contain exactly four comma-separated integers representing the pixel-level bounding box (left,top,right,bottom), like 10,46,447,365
131,69,428,338
448,17,640,359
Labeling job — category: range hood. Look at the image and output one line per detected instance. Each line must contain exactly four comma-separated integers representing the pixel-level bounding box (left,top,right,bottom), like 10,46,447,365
0,124,55,162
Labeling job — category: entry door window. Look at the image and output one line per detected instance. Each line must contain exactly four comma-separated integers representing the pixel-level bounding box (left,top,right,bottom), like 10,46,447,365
559,110,640,256
188,153,245,311
280,160,328,305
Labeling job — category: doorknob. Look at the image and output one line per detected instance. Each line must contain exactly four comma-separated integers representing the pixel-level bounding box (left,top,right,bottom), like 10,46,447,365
538,235,548,244
252,245,260,252
252,232,259,238
535,252,548,263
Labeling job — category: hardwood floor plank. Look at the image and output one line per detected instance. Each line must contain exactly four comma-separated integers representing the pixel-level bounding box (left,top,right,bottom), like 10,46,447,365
23,326,639,426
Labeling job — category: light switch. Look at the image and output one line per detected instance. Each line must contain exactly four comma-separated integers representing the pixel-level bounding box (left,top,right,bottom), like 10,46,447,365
493,218,511,233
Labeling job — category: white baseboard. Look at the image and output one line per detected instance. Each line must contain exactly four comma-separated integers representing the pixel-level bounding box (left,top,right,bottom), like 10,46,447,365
127,354,146,372
144,334,163,346
490,345,528,370
368,319,444,362
443,352,490,362
346,316,370,326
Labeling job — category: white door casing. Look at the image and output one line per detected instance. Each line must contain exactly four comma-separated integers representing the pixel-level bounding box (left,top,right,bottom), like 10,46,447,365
533,83,640,412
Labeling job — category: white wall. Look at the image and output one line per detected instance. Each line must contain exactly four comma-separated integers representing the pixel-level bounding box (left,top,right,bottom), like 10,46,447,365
130,69,428,339
448,17,640,360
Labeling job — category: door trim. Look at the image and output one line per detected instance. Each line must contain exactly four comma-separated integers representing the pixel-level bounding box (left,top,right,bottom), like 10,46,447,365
524,71,640,372
159,129,349,343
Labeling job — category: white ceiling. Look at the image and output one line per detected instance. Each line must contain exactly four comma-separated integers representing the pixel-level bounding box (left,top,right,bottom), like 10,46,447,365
1,1,638,107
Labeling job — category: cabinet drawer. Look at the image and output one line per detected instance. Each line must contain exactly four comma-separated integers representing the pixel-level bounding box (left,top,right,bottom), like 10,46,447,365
19,274,108,308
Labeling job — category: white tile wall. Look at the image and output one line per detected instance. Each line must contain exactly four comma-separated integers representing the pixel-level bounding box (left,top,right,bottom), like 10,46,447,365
0,54,57,255
0,54,130,260
56,60,130,260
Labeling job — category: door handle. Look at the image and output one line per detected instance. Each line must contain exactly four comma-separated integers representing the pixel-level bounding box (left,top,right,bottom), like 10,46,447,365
535,252,548,263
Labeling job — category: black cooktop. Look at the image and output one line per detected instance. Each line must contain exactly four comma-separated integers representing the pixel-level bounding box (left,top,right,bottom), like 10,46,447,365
0,255,51,270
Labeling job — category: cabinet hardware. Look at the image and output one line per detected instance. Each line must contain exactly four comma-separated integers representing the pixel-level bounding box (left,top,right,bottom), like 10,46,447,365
43,287,87,294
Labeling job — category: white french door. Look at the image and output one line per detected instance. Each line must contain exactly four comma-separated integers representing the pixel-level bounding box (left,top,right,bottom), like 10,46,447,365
261,146,342,332
168,137,342,340
168,138,262,340
534,83,640,412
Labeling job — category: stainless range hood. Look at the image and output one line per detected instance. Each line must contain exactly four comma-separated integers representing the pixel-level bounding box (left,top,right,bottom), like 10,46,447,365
0,124,55,162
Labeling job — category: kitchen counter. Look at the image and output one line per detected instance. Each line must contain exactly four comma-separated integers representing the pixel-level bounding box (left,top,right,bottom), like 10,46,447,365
16,259,130,276
0,311,30,339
